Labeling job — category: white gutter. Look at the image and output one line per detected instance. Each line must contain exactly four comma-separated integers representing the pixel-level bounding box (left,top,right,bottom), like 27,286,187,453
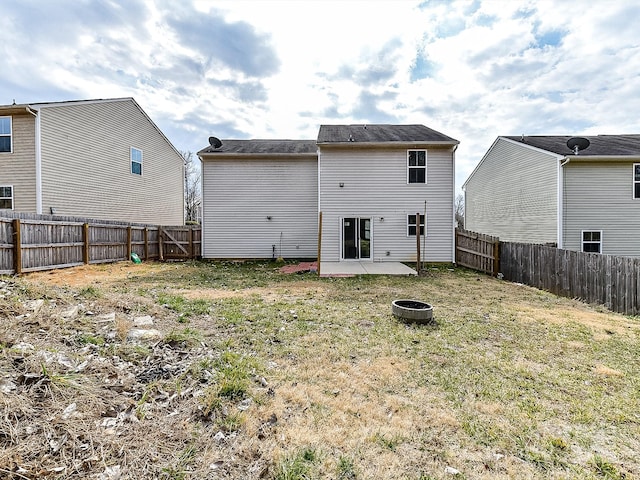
557,157,570,248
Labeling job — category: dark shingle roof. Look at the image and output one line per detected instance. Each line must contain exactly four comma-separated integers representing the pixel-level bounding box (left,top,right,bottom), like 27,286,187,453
198,139,317,156
317,124,458,144
504,135,640,156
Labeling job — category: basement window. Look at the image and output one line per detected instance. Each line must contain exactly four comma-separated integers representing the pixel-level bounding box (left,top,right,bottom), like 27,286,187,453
0,116,11,153
407,214,426,236
582,231,601,253
131,147,143,175
0,185,13,209
407,150,426,183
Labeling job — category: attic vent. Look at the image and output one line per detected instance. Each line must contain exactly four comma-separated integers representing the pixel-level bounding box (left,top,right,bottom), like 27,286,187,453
208,136,223,149
566,137,590,155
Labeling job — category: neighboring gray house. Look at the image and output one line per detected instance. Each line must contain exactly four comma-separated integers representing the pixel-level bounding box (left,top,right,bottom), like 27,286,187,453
198,124,459,263
463,135,640,255
0,98,185,224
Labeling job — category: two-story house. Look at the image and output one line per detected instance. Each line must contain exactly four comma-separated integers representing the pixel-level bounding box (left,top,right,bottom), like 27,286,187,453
198,124,459,264
463,135,640,256
0,98,185,225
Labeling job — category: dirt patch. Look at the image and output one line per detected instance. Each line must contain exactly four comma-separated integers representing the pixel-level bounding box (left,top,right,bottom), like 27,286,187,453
23,261,172,288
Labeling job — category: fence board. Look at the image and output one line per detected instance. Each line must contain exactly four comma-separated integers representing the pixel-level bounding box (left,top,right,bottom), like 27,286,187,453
0,212,200,274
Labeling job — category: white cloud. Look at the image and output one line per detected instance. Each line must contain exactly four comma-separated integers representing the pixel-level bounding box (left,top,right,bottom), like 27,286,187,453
0,0,638,191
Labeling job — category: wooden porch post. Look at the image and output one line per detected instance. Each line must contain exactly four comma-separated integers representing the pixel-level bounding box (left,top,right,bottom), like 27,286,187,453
416,212,421,273
317,212,323,276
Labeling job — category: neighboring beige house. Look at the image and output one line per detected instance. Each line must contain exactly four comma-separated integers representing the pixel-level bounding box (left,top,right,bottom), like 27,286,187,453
0,98,184,224
463,135,640,255
198,124,459,262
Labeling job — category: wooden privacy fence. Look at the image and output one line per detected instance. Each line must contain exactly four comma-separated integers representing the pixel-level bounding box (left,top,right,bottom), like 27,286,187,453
455,228,500,276
0,213,201,275
500,242,640,316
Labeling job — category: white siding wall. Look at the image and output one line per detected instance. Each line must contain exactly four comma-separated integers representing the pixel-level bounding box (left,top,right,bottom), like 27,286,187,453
563,161,640,256
464,138,558,243
0,114,37,212
202,157,318,258
39,100,184,224
319,146,454,262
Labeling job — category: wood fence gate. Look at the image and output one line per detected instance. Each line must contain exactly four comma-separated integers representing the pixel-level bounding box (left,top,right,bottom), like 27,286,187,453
455,228,500,276
159,226,201,260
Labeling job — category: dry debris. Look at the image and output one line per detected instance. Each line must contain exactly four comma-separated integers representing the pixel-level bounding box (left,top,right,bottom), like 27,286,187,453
0,278,271,479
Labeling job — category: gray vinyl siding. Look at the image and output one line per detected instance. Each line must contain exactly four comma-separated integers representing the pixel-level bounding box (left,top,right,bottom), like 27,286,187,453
563,161,640,256
0,114,37,211
201,157,318,258
38,100,184,224
319,146,454,262
464,138,558,243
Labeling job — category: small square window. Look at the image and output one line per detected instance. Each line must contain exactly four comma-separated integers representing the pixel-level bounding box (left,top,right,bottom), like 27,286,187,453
582,230,602,253
131,147,142,175
0,185,13,209
408,214,426,236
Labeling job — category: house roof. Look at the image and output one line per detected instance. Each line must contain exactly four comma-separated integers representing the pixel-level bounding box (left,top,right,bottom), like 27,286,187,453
504,135,640,156
317,124,458,145
0,97,183,159
198,139,317,156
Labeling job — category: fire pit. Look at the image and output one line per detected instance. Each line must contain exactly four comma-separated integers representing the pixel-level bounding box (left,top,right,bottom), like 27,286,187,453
392,299,433,324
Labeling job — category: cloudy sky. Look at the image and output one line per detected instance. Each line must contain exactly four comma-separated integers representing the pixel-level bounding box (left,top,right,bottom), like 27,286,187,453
2,0,639,192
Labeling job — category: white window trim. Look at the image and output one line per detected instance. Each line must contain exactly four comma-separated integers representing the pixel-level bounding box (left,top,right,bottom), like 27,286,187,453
633,163,640,199
131,147,143,175
0,116,12,154
0,185,14,210
407,149,427,184
407,213,426,237
581,230,602,253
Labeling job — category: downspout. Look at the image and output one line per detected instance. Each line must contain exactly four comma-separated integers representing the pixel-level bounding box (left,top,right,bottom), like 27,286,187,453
451,144,458,262
32,107,43,214
558,157,570,248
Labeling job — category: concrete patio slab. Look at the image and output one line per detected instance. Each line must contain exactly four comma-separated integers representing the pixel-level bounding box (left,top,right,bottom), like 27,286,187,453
319,261,417,277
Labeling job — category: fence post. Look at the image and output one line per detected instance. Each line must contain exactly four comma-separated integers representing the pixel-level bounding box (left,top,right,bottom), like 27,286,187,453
158,227,164,261
126,226,132,260
83,223,90,265
144,228,149,260
188,227,194,259
13,219,22,275
493,240,500,276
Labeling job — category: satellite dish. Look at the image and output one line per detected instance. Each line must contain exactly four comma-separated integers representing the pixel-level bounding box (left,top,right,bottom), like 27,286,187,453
208,136,222,149
566,137,590,155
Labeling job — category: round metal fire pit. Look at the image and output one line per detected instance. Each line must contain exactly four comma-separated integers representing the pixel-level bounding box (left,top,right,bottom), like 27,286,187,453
392,299,433,324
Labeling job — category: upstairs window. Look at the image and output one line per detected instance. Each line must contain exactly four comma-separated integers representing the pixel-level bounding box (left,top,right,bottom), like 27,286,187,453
407,214,426,236
634,164,640,199
131,147,143,175
407,150,426,183
0,185,13,209
0,116,11,153
582,231,601,253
